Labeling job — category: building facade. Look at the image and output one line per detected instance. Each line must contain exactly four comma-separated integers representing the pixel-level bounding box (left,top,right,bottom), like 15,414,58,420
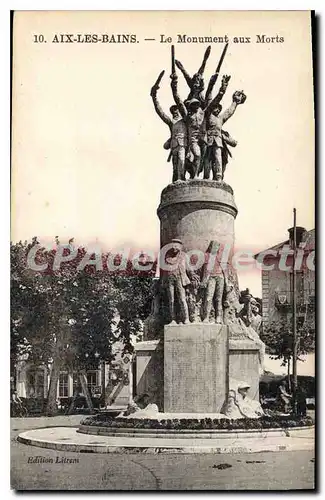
15,347,133,407
16,360,105,400
255,227,315,329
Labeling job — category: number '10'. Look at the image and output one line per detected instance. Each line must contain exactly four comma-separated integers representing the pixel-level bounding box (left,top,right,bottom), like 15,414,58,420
33,35,45,43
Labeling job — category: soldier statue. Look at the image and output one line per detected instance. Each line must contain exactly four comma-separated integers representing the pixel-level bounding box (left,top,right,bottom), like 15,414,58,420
161,239,190,324
250,299,262,334
171,74,206,179
174,45,211,107
175,43,229,111
186,271,202,323
172,44,232,178
151,44,247,184
150,71,187,182
238,288,254,326
238,289,262,333
204,87,246,182
200,240,227,324
238,289,265,371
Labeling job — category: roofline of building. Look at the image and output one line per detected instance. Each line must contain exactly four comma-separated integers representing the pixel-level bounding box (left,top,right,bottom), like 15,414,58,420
253,228,315,260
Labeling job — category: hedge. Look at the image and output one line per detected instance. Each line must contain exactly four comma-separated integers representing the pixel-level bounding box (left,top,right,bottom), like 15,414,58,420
80,414,314,431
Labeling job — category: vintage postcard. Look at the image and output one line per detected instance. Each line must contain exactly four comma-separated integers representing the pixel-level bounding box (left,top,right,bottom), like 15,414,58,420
11,10,315,491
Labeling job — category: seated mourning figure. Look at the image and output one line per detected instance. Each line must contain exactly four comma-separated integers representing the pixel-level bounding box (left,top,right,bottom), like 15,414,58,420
119,393,159,418
221,381,264,419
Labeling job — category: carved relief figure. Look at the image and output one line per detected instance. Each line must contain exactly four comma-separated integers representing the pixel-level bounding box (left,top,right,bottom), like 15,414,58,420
238,289,265,373
143,278,163,340
186,271,202,323
250,299,262,334
161,239,190,325
200,241,226,324
222,277,243,325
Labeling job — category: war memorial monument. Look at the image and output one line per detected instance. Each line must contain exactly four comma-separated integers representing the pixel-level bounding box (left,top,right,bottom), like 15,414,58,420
134,44,265,418
17,44,314,456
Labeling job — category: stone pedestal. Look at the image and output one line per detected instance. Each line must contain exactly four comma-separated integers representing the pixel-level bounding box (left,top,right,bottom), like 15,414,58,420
229,324,261,401
157,180,237,253
164,323,228,413
133,179,263,415
134,340,164,411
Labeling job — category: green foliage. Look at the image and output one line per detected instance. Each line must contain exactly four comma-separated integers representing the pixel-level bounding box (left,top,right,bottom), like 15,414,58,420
11,238,153,373
261,317,315,365
80,414,314,430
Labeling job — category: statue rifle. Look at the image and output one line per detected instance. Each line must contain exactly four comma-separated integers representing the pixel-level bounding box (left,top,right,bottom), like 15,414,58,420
215,42,229,77
171,45,176,75
198,45,211,75
205,42,229,104
153,70,165,90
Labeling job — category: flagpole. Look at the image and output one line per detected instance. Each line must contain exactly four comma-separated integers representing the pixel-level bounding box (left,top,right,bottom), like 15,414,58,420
292,208,298,414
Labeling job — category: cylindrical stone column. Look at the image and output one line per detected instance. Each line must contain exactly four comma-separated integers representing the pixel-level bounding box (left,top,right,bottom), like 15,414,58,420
157,180,237,255
157,180,238,413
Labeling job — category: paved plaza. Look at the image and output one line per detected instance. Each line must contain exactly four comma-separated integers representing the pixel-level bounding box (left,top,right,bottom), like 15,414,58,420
11,416,315,490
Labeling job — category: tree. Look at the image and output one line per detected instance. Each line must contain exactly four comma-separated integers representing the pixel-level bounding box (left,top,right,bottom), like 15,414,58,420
10,238,154,415
11,238,53,372
260,317,315,389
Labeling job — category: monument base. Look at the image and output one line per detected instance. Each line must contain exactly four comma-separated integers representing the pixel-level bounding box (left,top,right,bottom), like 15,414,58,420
229,323,261,401
164,323,228,413
134,340,164,411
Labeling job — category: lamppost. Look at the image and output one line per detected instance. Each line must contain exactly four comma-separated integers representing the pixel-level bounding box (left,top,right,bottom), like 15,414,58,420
292,208,298,414
94,351,106,408
122,354,134,405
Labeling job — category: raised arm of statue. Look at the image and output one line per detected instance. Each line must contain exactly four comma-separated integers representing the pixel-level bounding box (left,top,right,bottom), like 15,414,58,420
170,74,187,119
219,90,247,125
204,74,218,108
151,91,172,128
174,60,192,88
205,74,231,112
204,43,229,107
150,71,172,128
197,45,211,75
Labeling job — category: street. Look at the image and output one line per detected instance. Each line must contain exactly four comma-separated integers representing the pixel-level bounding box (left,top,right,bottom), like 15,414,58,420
11,416,315,491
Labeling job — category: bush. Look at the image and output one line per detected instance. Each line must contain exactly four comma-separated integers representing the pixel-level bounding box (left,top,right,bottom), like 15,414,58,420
80,413,314,431
260,375,315,399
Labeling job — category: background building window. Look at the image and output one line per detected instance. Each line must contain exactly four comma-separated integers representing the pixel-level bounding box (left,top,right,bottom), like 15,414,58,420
59,373,69,398
26,368,45,398
87,371,98,395
73,372,81,393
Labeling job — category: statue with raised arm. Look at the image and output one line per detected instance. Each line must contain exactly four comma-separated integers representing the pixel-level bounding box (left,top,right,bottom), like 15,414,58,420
175,46,211,107
176,43,229,111
171,72,206,179
204,43,229,109
150,70,188,182
151,45,247,183
173,44,234,178
204,88,246,182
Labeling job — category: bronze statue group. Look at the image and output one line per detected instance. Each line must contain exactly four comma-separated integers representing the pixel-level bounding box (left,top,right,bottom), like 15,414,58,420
151,44,246,183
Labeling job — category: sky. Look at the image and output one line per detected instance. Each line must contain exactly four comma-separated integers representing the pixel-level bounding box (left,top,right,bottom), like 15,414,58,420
11,11,315,295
